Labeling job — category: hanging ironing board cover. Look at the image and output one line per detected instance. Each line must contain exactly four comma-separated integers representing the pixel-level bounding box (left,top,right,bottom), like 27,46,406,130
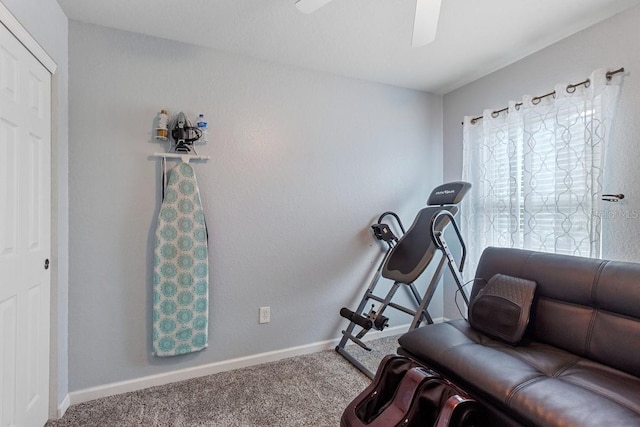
153,162,209,356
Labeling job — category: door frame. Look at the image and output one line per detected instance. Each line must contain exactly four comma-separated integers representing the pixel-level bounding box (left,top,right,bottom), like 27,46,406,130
0,1,57,421
0,5,56,74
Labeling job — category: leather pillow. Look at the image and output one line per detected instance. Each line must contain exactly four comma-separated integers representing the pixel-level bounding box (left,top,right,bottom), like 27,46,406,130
468,274,537,344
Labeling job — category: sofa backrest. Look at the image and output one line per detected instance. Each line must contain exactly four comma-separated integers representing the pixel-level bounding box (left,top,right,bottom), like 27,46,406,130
472,247,640,377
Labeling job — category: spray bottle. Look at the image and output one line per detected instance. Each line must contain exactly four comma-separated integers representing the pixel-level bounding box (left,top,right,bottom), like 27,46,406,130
196,113,208,144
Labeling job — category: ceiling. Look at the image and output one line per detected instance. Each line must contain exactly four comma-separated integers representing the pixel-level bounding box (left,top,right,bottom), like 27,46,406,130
57,0,640,94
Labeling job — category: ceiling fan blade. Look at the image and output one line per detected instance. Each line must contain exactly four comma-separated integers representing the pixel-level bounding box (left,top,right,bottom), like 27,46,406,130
412,0,441,47
295,0,335,14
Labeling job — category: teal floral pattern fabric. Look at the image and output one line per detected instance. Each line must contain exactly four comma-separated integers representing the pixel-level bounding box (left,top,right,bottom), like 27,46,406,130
153,162,208,356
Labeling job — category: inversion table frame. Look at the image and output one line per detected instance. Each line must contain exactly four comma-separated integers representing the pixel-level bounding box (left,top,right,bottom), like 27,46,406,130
336,182,471,378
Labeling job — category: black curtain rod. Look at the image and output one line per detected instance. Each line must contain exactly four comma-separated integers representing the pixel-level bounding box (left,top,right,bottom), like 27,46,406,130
463,67,625,125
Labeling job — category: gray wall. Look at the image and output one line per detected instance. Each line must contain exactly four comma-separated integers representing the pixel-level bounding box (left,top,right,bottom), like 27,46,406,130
442,5,640,318
68,22,443,391
2,0,69,412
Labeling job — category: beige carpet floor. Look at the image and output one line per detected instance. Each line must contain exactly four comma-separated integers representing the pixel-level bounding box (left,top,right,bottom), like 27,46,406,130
47,335,400,426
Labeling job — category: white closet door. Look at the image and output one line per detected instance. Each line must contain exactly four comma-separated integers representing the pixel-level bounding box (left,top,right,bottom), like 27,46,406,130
0,20,51,427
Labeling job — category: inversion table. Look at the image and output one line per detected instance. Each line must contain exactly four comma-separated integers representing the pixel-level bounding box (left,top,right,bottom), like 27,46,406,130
336,182,471,378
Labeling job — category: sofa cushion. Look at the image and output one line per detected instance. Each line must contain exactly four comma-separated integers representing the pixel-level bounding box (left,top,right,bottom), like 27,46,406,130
398,320,640,427
472,247,640,377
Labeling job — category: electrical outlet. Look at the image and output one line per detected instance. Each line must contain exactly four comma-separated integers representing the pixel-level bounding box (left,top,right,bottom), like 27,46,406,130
259,306,270,324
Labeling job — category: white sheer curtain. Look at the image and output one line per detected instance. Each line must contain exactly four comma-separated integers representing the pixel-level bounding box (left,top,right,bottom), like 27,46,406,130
461,69,621,274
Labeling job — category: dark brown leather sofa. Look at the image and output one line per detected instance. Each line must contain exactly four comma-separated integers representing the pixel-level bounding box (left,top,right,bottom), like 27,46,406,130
397,247,640,427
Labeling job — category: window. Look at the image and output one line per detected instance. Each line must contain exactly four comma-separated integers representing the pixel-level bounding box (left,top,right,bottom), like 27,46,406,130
461,69,621,274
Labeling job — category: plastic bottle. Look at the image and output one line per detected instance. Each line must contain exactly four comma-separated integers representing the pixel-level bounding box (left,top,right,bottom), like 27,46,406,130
196,113,208,144
155,109,169,140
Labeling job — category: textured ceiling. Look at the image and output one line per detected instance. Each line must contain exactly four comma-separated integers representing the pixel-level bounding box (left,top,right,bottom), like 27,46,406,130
57,0,640,93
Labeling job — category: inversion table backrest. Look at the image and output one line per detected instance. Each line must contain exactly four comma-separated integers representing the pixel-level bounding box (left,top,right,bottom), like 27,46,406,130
382,182,470,284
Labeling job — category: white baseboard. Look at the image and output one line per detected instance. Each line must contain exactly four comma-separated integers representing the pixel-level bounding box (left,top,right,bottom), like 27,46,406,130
69,340,335,406
68,319,443,408
57,393,70,418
